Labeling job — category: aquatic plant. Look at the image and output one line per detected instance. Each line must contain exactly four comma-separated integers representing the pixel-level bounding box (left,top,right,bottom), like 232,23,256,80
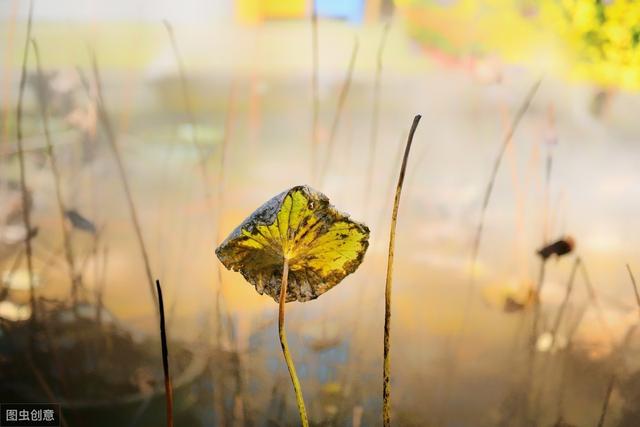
383,115,421,426
155,279,174,427
216,185,369,426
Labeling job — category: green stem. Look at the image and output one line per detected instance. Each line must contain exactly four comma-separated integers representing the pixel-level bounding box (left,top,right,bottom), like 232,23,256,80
383,115,421,426
279,259,308,427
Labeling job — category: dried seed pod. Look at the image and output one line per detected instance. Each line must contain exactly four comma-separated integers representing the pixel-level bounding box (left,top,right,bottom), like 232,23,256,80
537,236,575,260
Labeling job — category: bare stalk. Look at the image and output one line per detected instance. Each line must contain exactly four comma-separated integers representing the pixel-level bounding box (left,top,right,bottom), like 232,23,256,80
626,264,640,318
549,257,581,338
156,280,174,427
31,39,80,306
440,80,542,423
469,78,541,280
579,261,614,344
310,1,319,182
214,86,237,348
15,0,36,322
531,256,581,420
383,115,421,426
364,22,390,212
162,20,210,185
318,36,359,186
88,52,157,311
278,259,308,427
597,375,615,427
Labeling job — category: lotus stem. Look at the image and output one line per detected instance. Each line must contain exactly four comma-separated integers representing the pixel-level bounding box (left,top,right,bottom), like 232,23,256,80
383,115,421,426
156,279,174,427
278,259,308,427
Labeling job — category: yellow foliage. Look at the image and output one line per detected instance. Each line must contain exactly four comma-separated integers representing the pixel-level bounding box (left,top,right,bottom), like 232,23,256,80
399,0,640,90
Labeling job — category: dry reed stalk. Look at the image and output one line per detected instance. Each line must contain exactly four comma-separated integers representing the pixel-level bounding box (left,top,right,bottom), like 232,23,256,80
597,375,615,427
364,22,391,212
440,80,542,424
15,0,37,324
310,1,319,183
626,264,640,317
31,39,80,307
318,36,359,186
212,85,245,426
163,20,210,183
88,52,157,311
579,261,614,344
531,257,581,422
469,79,542,285
1,0,19,155
155,280,174,427
383,115,422,426
554,305,588,422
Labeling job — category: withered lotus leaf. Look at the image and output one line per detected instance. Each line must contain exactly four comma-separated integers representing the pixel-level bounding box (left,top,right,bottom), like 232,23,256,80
215,185,369,302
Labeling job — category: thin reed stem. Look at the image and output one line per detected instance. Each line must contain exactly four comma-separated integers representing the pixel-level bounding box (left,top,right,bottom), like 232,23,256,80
549,257,581,339
364,22,390,212
214,86,236,348
31,39,80,306
278,259,308,427
88,52,157,311
440,80,542,424
15,0,36,323
469,79,542,280
531,256,581,421
310,1,319,183
163,20,210,184
597,375,615,427
383,115,421,426
522,256,547,424
626,264,640,317
318,36,359,186
579,261,614,344
156,280,174,427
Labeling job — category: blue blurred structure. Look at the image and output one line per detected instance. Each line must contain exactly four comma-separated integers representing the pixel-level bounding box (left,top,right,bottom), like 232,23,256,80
315,0,365,23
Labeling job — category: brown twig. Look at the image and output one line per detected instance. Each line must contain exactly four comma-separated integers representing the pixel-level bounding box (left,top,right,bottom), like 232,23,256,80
383,115,421,426
15,0,36,324
531,256,581,421
626,264,640,318
440,80,542,423
549,257,581,339
364,22,390,212
310,1,319,183
31,39,80,307
155,280,174,427
578,261,614,344
469,78,542,281
319,36,359,186
162,20,211,188
597,375,615,427
88,51,157,311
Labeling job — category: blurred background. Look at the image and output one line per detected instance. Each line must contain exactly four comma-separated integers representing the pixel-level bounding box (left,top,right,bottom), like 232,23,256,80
1,0,640,426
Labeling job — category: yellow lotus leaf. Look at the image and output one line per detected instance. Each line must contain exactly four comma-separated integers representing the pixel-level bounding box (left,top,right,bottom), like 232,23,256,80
215,185,369,302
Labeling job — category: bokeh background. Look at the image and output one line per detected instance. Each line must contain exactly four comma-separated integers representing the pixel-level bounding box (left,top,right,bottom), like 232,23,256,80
2,0,640,426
